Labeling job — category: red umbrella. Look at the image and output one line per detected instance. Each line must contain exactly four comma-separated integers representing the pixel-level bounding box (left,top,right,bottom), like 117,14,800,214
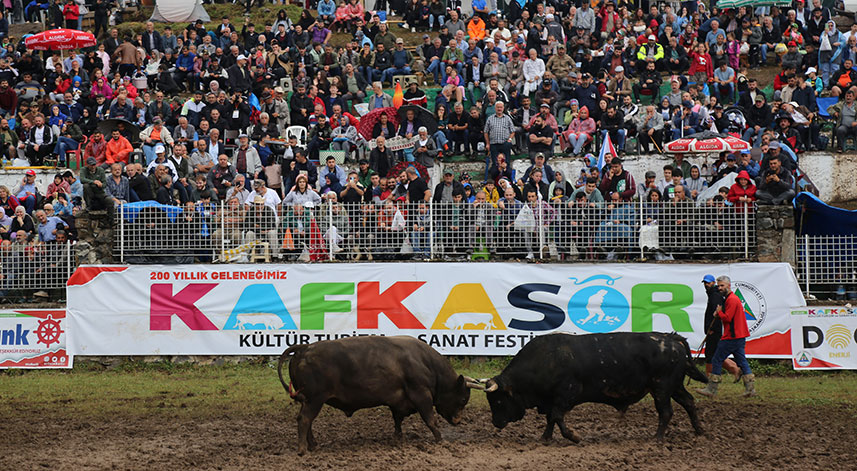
25,29,97,51
357,107,399,141
665,133,750,154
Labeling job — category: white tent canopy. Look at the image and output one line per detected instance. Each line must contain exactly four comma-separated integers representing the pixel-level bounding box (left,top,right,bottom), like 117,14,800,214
150,0,210,23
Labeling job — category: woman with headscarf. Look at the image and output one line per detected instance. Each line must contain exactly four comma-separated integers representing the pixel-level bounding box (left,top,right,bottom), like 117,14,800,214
819,20,844,87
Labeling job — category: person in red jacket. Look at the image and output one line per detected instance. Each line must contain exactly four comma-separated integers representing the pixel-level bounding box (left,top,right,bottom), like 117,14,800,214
727,170,756,211
62,0,80,30
697,275,757,398
688,43,713,85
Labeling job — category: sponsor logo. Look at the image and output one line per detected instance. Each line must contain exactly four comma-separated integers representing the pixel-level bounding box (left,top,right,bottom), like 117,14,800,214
795,351,812,367
826,324,852,349
733,281,767,334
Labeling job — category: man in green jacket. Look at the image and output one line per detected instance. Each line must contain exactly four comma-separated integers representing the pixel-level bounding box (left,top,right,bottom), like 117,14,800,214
80,157,111,210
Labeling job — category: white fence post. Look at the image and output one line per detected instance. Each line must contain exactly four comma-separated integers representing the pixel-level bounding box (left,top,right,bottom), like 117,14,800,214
804,234,810,295
740,206,744,260
220,200,226,263
429,200,435,260
328,202,334,261
538,200,545,259
119,205,124,264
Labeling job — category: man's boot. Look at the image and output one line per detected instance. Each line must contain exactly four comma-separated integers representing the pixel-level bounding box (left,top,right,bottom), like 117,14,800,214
696,374,721,397
741,374,757,397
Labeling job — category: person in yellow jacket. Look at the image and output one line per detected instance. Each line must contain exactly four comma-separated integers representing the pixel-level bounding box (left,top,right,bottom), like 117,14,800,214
635,35,665,74
468,15,487,42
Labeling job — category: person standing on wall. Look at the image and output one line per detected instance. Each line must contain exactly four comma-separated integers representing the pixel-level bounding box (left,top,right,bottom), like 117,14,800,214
697,275,757,398
701,274,742,381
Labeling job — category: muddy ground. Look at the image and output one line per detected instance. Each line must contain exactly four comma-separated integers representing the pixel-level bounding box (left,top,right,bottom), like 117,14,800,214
1,396,853,471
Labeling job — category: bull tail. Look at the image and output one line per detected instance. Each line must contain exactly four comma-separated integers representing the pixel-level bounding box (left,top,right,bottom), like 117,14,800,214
677,334,708,384
278,344,309,399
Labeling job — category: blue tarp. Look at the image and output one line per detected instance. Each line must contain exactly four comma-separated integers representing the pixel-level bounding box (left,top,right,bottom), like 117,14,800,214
794,192,857,236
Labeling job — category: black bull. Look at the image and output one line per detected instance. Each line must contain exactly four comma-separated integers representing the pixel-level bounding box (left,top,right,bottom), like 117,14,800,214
480,332,709,442
278,336,483,455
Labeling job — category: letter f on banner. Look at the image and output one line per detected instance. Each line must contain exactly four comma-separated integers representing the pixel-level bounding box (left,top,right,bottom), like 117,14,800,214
150,283,219,330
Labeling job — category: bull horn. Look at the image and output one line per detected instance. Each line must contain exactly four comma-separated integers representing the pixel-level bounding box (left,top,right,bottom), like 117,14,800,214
462,375,486,390
484,379,498,392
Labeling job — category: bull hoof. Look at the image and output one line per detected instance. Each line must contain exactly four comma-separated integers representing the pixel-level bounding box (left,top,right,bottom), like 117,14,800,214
564,433,582,444
694,428,705,436
540,435,553,444
297,448,307,456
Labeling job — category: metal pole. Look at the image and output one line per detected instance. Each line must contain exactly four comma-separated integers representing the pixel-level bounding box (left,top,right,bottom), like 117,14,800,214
744,204,754,258
220,200,226,263
639,198,644,259
119,205,125,264
538,200,545,259
429,200,434,260
328,202,334,261
805,234,810,295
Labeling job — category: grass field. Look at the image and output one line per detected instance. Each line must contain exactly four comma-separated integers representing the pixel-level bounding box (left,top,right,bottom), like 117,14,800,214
2,358,855,419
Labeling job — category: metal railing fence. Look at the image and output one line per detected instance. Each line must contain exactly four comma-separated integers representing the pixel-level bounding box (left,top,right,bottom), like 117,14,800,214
0,241,75,297
113,199,757,263
796,234,857,299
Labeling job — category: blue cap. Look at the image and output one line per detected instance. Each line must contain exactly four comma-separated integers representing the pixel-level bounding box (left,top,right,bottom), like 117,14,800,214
702,274,716,283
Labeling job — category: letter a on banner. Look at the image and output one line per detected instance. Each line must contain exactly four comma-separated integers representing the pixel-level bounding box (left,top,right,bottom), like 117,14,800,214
357,281,426,329
431,284,506,330
222,284,297,330
150,284,219,330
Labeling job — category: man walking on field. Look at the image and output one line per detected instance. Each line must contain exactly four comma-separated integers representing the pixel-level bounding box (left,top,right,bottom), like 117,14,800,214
701,274,742,380
697,275,757,398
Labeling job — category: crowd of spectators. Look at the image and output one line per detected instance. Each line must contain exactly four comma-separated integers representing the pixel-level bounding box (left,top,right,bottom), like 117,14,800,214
1,0,848,267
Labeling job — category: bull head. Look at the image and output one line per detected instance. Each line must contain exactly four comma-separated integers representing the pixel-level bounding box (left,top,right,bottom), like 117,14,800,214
463,375,486,390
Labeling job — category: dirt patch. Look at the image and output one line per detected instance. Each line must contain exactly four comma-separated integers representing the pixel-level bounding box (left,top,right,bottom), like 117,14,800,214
1,396,853,470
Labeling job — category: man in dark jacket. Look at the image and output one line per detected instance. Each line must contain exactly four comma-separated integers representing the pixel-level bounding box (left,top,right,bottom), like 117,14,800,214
432,170,465,203
600,106,626,154
702,274,741,378
598,157,636,201
737,78,765,111
289,83,314,127
830,58,857,96
226,55,252,94
741,94,772,146
755,154,795,205
633,61,662,103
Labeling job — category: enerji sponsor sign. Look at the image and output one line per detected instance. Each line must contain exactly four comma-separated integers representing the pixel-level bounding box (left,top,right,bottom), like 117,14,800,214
66,263,804,357
791,306,857,370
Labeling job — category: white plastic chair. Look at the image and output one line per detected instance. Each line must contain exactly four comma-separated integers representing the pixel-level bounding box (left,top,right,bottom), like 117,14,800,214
286,126,308,148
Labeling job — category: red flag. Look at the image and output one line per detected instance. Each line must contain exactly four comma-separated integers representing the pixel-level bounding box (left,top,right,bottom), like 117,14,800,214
392,81,404,109
308,218,327,262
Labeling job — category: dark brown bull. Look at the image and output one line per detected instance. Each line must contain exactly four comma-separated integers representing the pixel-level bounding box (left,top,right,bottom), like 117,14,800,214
278,336,481,455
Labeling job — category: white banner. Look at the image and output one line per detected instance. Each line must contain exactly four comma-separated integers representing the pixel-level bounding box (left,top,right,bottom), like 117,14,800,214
791,306,857,370
66,263,804,357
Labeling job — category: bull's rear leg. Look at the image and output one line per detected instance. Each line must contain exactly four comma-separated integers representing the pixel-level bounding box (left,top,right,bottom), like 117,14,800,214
551,408,581,443
672,386,704,435
652,392,674,440
296,401,323,455
541,417,556,442
390,408,406,441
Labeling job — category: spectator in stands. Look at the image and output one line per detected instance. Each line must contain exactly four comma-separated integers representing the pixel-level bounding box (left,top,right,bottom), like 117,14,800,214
756,156,795,205
34,209,66,242
24,114,54,166
831,89,857,153
105,163,130,206
13,170,38,214
105,128,132,166
80,157,110,210
9,205,34,239
284,173,322,206
599,158,636,202
727,170,757,209
672,100,701,140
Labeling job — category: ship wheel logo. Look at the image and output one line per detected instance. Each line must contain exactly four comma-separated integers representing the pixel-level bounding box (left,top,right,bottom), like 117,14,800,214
34,315,64,348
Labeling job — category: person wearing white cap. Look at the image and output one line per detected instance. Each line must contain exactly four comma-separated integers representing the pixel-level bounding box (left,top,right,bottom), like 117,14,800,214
636,34,664,74
605,65,631,102
226,53,251,94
